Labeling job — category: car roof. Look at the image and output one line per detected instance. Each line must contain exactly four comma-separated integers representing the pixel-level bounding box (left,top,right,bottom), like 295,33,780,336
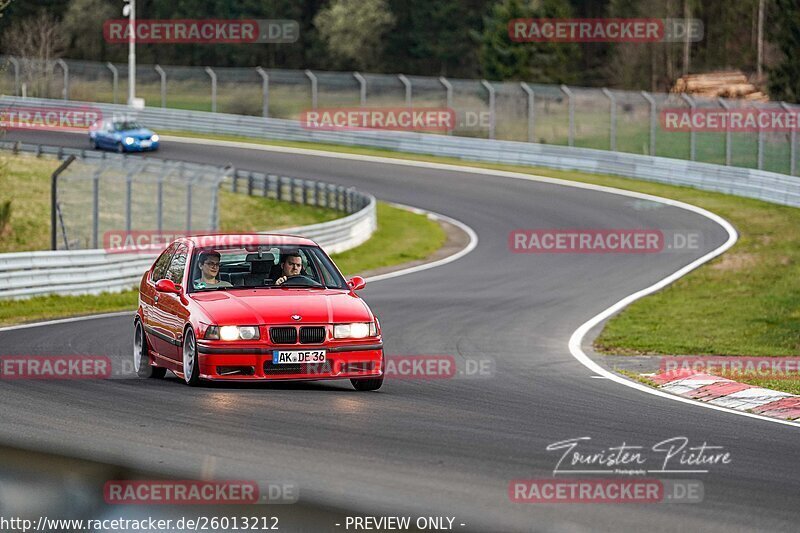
183,233,318,248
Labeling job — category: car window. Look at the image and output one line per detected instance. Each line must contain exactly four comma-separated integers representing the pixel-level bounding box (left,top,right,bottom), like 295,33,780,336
114,121,142,131
166,244,188,285
307,247,348,289
151,245,176,282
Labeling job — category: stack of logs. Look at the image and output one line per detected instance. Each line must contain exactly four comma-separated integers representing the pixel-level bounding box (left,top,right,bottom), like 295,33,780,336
671,71,767,101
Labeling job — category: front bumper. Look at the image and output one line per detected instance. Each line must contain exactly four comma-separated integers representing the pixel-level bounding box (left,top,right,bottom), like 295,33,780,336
124,140,159,152
195,341,383,381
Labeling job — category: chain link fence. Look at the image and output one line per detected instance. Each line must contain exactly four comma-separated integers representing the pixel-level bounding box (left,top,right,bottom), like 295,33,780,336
53,155,226,251
2,56,798,176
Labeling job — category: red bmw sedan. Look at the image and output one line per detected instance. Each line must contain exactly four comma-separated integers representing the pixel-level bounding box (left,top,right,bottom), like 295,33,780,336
133,234,384,390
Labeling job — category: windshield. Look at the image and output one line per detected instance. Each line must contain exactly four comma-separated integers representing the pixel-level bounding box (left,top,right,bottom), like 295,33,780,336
188,244,348,292
113,121,143,131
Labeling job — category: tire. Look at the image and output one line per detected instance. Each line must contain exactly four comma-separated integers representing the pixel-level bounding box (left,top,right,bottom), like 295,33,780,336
182,328,201,386
90,137,98,149
134,320,166,379
351,376,383,391
116,142,125,154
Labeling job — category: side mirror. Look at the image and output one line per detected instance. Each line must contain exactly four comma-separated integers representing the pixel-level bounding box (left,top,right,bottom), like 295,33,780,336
347,276,366,291
155,279,181,294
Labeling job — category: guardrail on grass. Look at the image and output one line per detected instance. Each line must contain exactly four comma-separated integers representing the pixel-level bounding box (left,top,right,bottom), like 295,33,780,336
0,141,376,299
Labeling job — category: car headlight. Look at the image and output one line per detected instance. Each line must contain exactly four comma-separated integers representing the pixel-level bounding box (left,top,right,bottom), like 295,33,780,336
333,322,375,339
151,134,159,142
124,136,135,145
206,325,260,341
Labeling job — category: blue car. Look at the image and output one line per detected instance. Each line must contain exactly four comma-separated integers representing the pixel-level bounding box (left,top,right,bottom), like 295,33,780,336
89,119,160,153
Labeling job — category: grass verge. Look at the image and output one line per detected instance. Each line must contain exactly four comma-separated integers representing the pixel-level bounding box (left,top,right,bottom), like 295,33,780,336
161,131,800,358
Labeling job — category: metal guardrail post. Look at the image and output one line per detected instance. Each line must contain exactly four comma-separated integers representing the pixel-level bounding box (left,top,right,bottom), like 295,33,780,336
354,72,366,106
561,84,574,147
106,62,119,104
157,178,163,233
51,155,76,250
481,80,496,140
439,76,453,136
520,82,535,143
92,168,101,249
204,67,217,113
781,102,796,175
641,91,657,156
55,59,69,100
305,70,318,110
125,171,134,233
398,74,411,106
718,98,732,166
256,67,269,117
602,88,617,151
757,106,764,170
8,56,19,96
185,176,193,231
154,65,167,109
680,93,696,161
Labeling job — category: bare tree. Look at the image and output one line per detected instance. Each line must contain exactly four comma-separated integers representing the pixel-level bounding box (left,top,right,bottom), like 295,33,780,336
2,11,67,98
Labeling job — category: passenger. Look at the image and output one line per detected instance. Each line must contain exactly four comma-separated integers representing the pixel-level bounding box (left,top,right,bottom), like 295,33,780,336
275,252,304,286
193,250,232,289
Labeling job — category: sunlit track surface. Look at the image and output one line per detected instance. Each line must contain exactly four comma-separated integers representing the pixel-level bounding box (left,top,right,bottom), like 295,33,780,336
2,130,799,532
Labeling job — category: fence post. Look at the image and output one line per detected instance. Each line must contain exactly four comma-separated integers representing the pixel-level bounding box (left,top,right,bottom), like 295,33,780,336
305,69,318,110
398,74,412,106
55,58,69,100
561,84,574,147
185,179,193,232
204,67,217,113
8,56,19,96
641,91,657,156
154,65,167,109
439,76,453,136
520,82,535,143
256,67,270,117
781,102,796,175
92,169,101,249
680,93,696,161
126,172,134,233
481,80,496,140
157,178,164,233
354,72,367,106
757,104,765,170
106,62,119,104
601,88,617,151
51,155,76,250
718,98,732,166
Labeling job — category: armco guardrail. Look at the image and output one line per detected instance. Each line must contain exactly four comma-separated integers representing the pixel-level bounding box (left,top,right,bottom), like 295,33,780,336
4,96,796,208
0,141,376,299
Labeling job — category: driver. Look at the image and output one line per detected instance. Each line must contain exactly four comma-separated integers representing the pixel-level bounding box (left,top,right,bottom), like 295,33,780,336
275,252,303,286
193,250,232,289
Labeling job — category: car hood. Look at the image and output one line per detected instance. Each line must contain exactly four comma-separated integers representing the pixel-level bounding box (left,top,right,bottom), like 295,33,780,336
190,289,372,325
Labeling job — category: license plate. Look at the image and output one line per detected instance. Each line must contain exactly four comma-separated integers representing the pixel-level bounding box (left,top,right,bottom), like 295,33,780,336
141,140,152,148
272,350,326,364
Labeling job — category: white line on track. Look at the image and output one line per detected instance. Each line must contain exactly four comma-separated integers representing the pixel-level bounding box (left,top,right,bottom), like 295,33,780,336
16,134,800,428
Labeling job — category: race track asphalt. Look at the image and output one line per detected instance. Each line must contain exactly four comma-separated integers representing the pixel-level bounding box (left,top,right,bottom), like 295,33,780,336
1,130,797,532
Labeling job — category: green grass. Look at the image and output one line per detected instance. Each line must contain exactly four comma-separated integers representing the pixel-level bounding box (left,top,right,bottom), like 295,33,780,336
0,201,444,326
159,131,800,358
333,202,446,276
0,155,60,252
